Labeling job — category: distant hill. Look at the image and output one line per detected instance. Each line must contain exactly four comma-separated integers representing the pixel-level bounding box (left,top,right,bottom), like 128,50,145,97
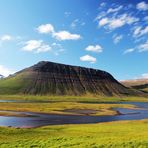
0,61,145,96
0,74,4,79
121,79,148,93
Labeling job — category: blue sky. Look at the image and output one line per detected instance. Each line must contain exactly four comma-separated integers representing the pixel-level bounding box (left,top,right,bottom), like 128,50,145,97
0,0,147,80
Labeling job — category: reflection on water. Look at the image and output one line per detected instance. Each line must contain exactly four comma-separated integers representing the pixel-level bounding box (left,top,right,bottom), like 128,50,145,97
0,102,148,128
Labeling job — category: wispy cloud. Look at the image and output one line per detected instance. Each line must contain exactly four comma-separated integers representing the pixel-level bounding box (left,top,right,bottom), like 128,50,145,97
64,11,71,17
133,26,148,38
51,42,65,56
124,40,148,54
138,40,148,52
36,23,81,41
85,45,103,53
70,19,86,29
123,48,135,54
54,48,65,56
70,19,79,28
98,14,139,30
113,34,123,44
80,55,96,63
95,12,106,20
107,5,123,13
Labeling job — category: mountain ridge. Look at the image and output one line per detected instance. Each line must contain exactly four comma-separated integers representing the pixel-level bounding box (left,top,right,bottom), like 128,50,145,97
121,79,148,93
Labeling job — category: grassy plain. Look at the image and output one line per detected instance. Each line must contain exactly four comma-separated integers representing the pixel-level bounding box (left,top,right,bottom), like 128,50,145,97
0,94,148,102
0,120,148,148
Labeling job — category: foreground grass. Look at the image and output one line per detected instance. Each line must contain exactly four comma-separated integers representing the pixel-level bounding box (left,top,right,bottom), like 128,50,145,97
0,102,137,116
0,94,148,102
0,120,148,148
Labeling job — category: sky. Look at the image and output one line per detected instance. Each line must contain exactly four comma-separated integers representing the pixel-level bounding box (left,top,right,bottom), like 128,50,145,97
0,0,147,80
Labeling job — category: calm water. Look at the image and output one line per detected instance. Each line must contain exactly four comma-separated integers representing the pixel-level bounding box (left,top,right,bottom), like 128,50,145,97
0,101,148,128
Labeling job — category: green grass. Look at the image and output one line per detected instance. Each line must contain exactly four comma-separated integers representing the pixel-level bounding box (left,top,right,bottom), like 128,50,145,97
0,120,148,148
0,94,148,102
0,73,30,94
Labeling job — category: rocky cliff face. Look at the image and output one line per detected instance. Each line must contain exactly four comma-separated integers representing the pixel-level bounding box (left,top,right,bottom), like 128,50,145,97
0,61,144,96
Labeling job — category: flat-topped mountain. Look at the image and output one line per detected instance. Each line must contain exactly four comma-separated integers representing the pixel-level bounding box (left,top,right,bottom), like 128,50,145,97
0,61,145,96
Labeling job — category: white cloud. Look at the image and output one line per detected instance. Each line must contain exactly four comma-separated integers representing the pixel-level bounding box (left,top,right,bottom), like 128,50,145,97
22,40,51,53
133,26,148,38
53,31,81,40
0,65,15,77
85,45,103,53
36,24,54,34
107,5,123,13
22,40,42,51
123,48,135,54
138,40,148,52
98,14,139,30
113,34,123,44
37,23,81,41
0,35,12,41
136,1,148,11
80,55,96,63
99,18,109,26
109,14,138,29
109,19,125,29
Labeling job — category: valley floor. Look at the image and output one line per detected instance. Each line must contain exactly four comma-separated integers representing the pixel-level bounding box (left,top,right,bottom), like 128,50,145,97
0,120,148,148
0,95,148,147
